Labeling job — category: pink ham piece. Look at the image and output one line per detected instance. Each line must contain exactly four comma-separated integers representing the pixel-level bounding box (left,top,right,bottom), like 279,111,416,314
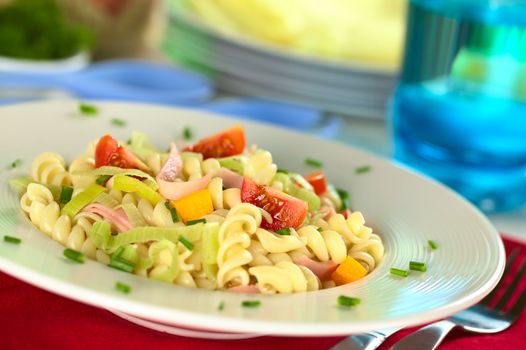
157,143,183,182
157,173,212,201
217,168,243,189
83,203,133,232
295,255,338,281
228,285,260,293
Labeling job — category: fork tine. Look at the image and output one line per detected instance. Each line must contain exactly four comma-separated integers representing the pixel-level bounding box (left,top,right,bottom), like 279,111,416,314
479,247,520,306
494,255,526,311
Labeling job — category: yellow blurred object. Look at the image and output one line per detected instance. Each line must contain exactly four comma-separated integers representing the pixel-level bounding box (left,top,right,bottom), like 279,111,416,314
182,0,406,69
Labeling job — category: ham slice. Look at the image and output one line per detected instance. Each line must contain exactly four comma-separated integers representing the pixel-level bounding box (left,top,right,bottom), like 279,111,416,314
228,285,260,293
157,174,212,200
157,143,183,182
217,168,243,189
83,203,132,232
295,255,338,281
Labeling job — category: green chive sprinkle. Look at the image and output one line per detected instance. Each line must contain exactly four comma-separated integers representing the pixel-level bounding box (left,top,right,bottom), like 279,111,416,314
183,127,193,140
10,159,22,168
179,236,194,250
186,218,206,226
170,208,179,223
277,169,289,174
337,295,361,308
409,261,427,272
115,281,131,294
126,139,132,145
355,165,372,174
109,257,135,273
390,267,409,277
305,158,323,168
4,235,21,244
241,300,261,308
428,240,438,250
95,175,111,185
276,227,291,236
317,227,323,233
63,248,85,263
218,302,225,311
111,118,126,127
336,188,350,210
59,186,74,204
79,102,98,115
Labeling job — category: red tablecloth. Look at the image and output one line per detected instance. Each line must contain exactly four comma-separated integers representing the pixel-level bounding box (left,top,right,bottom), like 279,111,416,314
1,236,525,350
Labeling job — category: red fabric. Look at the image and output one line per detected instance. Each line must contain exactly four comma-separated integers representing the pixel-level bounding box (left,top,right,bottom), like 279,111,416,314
1,236,525,350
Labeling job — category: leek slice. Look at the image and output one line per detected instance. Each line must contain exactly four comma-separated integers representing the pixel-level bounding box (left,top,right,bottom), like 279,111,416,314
61,184,106,218
89,221,112,250
271,173,320,212
74,166,158,190
127,131,160,159
121,203,147,227
218,156,246,175
202,222,219,281
94,192,119,208
9,176,32,196
148,239,180,283
113,175,163,205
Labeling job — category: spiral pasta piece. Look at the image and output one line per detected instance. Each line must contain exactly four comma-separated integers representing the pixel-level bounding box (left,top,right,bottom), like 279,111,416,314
68,155,96,195
20,183,59,236
244,149,277,185
31,152,71,186
207,177,242,211
249,261,319,293
255,228,306,254
297,225,347,263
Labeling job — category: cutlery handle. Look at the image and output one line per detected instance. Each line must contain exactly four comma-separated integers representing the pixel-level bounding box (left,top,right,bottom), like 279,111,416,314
329,332,387,350
389,320,457,350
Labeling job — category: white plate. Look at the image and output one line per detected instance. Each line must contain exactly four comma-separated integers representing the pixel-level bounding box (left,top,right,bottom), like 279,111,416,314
0,100,505,337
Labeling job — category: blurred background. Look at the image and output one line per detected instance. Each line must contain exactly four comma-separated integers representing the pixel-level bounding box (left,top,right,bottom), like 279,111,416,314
0,0,524,233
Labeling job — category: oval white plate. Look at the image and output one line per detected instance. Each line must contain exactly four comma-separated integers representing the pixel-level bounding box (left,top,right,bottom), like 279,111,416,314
0,100,504,337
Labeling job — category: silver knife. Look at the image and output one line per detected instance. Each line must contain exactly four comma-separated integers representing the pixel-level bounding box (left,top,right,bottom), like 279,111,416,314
329,327,401,350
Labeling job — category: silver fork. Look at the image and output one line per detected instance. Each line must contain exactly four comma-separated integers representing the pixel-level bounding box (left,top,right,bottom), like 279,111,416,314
329,327,401,350
390,247,526,350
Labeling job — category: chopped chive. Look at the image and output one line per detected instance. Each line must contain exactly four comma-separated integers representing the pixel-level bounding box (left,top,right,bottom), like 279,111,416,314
241,300,261,308
59,186,74,204
109,247,135,272
317,227,323,233
109,257,135,273
111,118,126,127
63,248,85,263
95,175,111,185
275,227,291,236
126,139,132,145
409,261,427,272
337,295,361,307
305,158,323,168
186,218,206,226
277,168,289,174
390,267,409,277
218,302,225,311
183,127,193,140
4,235,21,244
336,188,350,210
179,236,194,250
355,165,372,174
115,281,131,294
170,208,179,223
79,102,98,115
10,159,22,168
428,240,438,250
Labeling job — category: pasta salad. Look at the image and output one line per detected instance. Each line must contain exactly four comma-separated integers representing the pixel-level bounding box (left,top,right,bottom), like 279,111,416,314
15,125,384,294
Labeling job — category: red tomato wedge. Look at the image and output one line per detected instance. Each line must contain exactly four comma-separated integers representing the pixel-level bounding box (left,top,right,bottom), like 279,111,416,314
95,134,149,172
184,125,245,159
241,178,308,231
304,171,328,195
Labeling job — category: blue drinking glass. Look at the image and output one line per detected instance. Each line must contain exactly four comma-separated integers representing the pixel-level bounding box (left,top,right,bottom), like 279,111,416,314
391,0,526,212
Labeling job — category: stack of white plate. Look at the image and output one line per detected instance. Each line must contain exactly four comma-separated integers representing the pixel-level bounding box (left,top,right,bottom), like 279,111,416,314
163,4,399,119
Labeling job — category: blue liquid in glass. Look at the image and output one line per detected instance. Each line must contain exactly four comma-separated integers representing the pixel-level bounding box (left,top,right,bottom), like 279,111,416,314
391,0,526,212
